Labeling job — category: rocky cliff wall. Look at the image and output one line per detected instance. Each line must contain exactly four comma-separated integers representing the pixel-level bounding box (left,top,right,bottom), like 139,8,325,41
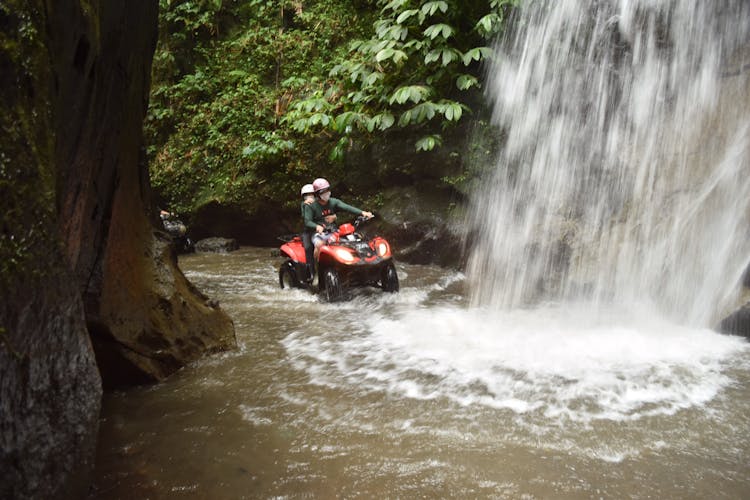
1,1,236,498
1,3,102,498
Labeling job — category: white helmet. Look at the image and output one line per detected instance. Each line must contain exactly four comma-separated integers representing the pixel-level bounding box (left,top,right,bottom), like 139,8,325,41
300,184,315,196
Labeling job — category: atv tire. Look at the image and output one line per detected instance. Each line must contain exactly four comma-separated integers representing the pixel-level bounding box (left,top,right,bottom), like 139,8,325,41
381,263,399,293
279,259,300,289
323,268,344,302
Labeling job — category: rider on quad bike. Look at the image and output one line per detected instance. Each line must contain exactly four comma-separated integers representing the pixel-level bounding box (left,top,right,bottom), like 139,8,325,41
277,178,399,301
306,178,373,260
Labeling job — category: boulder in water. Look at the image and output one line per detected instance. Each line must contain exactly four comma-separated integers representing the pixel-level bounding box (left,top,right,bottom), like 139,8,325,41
195,237,240,253
718,303,750,339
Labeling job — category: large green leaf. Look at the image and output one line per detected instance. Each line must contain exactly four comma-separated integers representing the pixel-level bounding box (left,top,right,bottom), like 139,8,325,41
382,0,408,13
415,134,442,151
376,112,395,130
439,100,466,121
475,13,501,36
462,46,494,65
441,48,460,66
309,113,331,127
456,74,479,90
375,47,408,64
227,69,248,79
423,23,454,40
375,47,395,62
364,72,383,87
421,1,448,17
424,49,441,65
411,102,437,121
334,111,368,132
396,9,419,24
389,85,431,105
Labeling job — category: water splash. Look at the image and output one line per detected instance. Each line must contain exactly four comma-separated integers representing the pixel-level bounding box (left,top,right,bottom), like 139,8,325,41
282,305,748,423
468,0,750,326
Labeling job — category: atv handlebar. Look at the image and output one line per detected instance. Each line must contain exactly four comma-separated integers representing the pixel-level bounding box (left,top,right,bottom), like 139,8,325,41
354,214,375,228
276,214,374,241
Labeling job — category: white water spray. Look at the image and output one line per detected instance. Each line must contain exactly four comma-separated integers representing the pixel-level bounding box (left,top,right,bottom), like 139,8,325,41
468,0,750,326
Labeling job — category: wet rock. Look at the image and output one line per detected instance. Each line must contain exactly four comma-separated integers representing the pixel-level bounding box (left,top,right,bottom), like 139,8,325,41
48,0,238,389
1,262,101,500
1,2,103,498
1,0,236,497
718,302,750,339
91,233,236,389
190,200,282,246
195,237,240,253
372,184,466,267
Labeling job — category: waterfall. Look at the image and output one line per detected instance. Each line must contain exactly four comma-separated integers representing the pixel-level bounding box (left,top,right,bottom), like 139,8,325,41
468,0,750,326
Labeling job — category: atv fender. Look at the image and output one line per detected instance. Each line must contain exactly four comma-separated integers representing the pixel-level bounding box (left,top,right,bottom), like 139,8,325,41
280,240,307,264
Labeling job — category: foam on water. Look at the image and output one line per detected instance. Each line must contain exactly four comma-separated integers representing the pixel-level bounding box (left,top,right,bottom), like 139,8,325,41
283,305,748,423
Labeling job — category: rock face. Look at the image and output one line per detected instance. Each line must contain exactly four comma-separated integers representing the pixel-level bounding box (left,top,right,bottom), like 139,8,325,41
1,3,102,498
91,231,236,389
1,1,236,498
373,184,466,267
718,303,750,339
718,279,750,339
49,0,237,383
0,260,100,500
195,237,240,253
190,200,273,245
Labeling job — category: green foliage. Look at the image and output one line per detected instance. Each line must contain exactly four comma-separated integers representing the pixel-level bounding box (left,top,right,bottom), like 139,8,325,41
286,0,518,153
147,0,376,213
441,118,503,194
415,134,442,151
146,0,518,216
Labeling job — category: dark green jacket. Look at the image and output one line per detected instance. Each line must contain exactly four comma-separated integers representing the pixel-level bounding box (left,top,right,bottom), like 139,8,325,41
304,197,362,231
300,201,315,232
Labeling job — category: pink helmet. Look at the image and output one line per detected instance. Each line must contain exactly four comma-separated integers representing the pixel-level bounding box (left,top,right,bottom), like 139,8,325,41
312,177,330,194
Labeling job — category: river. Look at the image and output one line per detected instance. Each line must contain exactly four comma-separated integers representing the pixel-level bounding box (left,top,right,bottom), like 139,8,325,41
92,1,750,497
90,247,750,499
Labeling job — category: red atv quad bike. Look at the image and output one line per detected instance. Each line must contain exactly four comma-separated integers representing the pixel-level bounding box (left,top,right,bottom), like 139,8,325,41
277,216,399,302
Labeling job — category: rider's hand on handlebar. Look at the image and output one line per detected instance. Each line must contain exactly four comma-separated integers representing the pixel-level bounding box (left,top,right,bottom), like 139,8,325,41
316,224,324,233
361,211,374,219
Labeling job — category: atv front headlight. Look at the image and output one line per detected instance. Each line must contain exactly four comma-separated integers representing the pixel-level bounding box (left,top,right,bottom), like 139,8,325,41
377,242,388,256
334,248,356,263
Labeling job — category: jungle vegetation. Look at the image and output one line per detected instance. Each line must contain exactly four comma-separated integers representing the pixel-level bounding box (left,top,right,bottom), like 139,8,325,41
147,0,516,216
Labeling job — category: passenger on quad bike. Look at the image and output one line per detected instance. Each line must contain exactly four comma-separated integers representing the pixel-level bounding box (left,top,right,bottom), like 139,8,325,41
279,178,397,301
305,178,373,262
300,183,316,282
278,214,399,302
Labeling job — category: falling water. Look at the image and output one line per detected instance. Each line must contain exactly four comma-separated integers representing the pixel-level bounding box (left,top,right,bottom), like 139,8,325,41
468,0,750,326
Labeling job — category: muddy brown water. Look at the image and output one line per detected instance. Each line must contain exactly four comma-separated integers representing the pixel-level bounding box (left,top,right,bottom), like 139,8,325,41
90,247,750,499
